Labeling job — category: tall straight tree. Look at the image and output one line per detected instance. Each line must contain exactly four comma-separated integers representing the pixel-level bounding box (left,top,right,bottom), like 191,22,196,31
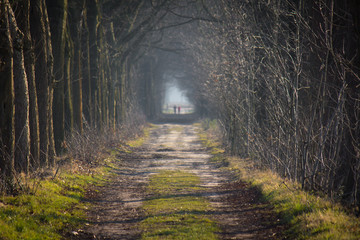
14,0,40,169
63,24,74,133
68,0,87,133
46,0,68,153
8,1,31,173
81,3,91,128
0,0,15,184
30,0,54,166
87,0,99,127
43,0,56,166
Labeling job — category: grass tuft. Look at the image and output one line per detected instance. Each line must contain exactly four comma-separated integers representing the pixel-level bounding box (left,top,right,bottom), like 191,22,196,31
0,120,150,240
140,170,219,240
127,124,154,147
0,171,106,240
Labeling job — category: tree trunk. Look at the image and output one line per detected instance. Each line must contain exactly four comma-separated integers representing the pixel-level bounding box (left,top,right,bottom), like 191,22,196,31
82,4,92,127
106,22,116,130
42,0,56,166
0,0,15,187
87,0,100,127
8,2,31,173
64,31,74,132
69,0,85,132
15,0,40,170
30,0,53,166
46,0,68,154
72,30,83,132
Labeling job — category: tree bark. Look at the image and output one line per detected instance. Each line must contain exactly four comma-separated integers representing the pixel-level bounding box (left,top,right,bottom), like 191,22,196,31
42,0,56,166
8,2,31,173
82,3,92,127
0,0,15,186
64,30,74,132
69,0,85,132
30,0,52,166
15,0,40,170
87,0,100,127
46,0,68,154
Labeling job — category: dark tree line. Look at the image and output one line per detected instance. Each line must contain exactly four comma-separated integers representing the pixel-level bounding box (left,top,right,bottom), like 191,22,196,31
186,0,360,207
0,0,178,191
1,0,360,209
0,0,219,193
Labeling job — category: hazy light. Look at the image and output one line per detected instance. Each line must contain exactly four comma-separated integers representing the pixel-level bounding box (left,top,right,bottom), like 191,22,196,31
165,84,189,105
162,80,194,114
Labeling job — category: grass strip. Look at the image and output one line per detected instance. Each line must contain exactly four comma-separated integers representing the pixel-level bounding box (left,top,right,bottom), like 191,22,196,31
127,124,154,147
230,160,360,239
140,170,219,240
0,171,107,240
197,120,360,240
0,123,152,240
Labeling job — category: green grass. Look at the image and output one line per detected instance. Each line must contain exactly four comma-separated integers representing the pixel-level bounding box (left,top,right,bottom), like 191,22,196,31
147,170,203,196
195,122,224,155
127,124,155,147
244,168,360,239
166,126,184,133
140,170,219,240
0,123,150,240
197,119,360,240
0,172,107,240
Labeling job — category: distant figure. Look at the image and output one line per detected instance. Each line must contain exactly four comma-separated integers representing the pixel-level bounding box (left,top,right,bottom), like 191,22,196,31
178,106,181,114
173,105,177,114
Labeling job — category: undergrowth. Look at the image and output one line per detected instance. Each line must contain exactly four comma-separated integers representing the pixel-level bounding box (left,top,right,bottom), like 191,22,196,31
0,170,107,240
0,118,148,240
127,125,152,147
197,119,360,240
140,170,219,240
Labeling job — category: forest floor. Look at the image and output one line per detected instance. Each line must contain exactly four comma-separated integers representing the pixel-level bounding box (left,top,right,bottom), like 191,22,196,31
70,123,286,239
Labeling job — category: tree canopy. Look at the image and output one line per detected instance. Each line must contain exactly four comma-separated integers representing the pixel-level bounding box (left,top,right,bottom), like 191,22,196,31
1,0,360,208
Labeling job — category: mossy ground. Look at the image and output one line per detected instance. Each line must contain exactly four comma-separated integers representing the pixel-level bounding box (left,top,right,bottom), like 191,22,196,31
140,170,219,240
0,124,151,240
0,171,107,240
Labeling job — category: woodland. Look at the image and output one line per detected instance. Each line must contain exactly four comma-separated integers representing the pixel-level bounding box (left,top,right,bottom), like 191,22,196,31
1,0,360,211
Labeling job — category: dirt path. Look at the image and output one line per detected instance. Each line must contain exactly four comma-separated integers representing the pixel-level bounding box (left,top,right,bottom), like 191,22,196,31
73,124,284,239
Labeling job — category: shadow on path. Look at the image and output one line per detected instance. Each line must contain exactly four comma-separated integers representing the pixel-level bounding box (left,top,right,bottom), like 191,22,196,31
67,123,286,240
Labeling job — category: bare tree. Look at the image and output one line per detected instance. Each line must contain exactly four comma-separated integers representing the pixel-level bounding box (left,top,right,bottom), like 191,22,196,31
0,0,15,187
8,1,31,173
